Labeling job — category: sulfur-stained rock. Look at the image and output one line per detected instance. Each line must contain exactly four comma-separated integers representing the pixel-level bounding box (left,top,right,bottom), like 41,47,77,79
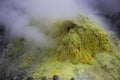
0,14,120,80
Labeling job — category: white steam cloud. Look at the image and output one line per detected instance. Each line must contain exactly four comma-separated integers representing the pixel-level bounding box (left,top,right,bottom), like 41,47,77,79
0,0,89,47
0,0,120,47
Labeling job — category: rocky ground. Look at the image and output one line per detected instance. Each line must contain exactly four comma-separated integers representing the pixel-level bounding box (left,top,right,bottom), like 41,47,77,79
0,24,9,57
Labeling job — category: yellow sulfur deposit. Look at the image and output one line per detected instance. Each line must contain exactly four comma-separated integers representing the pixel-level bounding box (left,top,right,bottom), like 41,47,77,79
29,15,120,79
2,14,120,80
53,17,111,64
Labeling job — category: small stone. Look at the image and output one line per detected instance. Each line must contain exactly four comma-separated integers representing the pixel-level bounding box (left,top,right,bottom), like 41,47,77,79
52,75,59,80
70,77,75,80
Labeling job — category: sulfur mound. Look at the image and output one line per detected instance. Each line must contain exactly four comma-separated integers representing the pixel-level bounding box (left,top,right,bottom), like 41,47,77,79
53,17,111,64
0,14,120,80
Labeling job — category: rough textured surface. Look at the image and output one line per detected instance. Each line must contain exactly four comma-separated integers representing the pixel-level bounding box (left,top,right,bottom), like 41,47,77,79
53,17,111,64
0,15,120,80
0,25,9,57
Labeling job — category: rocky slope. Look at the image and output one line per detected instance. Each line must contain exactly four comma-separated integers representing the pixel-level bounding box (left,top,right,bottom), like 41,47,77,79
0,15,120,80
